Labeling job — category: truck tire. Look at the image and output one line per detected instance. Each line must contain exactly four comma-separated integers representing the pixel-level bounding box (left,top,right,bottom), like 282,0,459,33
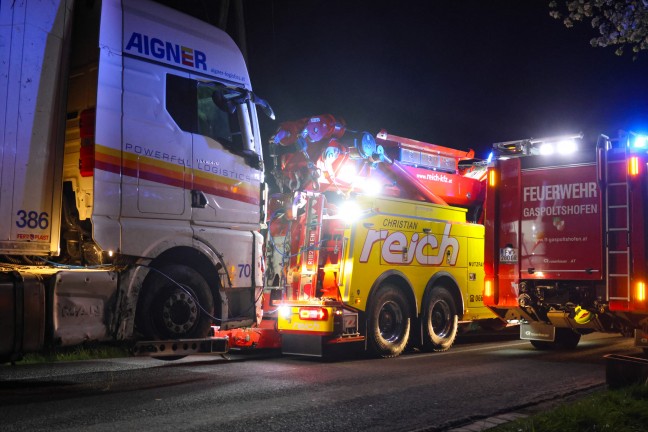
137,264,214,341
422,287,458,352
366,284,411,358
530,328,581,350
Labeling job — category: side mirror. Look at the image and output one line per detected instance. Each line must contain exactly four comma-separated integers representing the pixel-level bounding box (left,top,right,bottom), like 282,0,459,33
250,93,275,120
211,89,237,114
211,88,275,120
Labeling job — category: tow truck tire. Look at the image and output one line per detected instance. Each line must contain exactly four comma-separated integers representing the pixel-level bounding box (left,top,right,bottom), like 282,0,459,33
137,264,214,342
422,287,458,352
530,328,581,350
366,284,411,358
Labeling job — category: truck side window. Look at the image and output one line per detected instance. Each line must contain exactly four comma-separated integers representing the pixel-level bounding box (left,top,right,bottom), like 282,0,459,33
166,73,242,149
166,74,197,132
197,84,238,144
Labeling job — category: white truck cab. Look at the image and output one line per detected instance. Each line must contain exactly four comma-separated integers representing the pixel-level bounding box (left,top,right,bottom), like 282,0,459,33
0,0,273,361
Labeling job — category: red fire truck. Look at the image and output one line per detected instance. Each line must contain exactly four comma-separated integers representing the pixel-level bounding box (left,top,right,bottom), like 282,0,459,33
484,131,648,349
259,114,501,357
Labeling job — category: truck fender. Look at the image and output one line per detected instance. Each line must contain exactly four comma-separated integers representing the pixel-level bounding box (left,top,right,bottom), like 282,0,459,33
365,270,417,317
115,238,229,340
134,233,233,289
367,270,417,312
412,272,463,349
362,270,417,352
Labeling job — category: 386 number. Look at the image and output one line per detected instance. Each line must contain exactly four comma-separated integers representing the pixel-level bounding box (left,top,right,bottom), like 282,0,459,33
15,210,49,229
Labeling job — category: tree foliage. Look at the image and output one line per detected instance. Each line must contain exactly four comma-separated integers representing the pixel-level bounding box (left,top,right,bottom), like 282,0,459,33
549,0,648,58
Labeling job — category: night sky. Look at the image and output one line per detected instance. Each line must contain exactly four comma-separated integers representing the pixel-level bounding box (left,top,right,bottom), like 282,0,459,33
242,0,648,158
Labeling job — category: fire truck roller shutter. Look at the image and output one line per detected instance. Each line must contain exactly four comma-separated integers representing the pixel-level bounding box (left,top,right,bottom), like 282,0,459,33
365,282,413,358
421,275,461,352
136,264,215,345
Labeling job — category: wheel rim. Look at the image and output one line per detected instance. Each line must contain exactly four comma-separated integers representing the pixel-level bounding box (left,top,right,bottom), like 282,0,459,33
160,288,199,336
431,300,452,338
378,300,404,342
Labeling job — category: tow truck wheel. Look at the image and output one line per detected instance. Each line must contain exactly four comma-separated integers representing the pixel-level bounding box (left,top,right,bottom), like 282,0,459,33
422,287,458,352
530,328,581,350
137,264,214,345
366,284,411,358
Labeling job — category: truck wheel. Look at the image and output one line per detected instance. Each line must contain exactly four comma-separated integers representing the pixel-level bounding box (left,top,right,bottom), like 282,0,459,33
422,287,458,352
529,340,552,350
366,284,411,358
137,264,214,341
530,328,581,350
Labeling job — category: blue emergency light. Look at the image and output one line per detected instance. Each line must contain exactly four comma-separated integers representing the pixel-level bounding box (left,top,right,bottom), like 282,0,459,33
630,133,648,149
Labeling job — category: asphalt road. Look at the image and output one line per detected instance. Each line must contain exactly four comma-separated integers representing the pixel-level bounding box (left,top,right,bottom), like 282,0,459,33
0,330,641,432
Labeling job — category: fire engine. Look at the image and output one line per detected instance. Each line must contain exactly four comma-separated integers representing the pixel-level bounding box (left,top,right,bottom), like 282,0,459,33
263,114,502,357
484,132,648,349
0,0,273,362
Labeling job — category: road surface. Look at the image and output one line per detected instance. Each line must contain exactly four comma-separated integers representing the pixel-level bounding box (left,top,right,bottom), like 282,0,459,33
0,331,640,432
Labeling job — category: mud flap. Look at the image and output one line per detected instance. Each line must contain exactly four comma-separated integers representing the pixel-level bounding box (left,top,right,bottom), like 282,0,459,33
0,272,46,361
634,329,648,348
520,322,555,341
281,334,324,357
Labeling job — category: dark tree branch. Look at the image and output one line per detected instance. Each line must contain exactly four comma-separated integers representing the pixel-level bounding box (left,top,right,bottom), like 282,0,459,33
549,0,648,59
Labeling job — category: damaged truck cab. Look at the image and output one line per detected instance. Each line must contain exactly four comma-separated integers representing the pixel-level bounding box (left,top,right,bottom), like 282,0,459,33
0,0,271,361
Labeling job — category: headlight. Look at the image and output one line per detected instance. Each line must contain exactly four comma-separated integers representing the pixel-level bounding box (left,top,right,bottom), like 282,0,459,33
338,163,357,183
338,200,363,224
539,143,554,155
538,139,577,156
556,139,577,155
278,305,291,319
361,178,382,196
631,134,647,149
